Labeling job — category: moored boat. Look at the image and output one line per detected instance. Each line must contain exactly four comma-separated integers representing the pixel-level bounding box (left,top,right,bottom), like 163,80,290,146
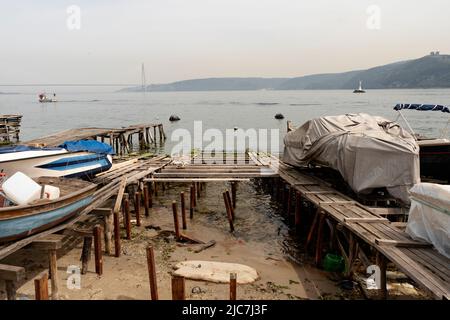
0,177,96,242
38,93,57,103
353,80,366,93
0,140,113,179
394,103,450,182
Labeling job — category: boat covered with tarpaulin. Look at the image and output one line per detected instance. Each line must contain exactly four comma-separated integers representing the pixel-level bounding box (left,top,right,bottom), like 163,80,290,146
283,113,420,203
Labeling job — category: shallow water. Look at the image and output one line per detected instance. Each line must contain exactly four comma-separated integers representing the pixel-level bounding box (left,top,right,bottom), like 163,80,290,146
0,87,449,154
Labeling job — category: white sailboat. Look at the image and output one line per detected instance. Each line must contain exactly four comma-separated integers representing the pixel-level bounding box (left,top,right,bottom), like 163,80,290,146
353,80,366,93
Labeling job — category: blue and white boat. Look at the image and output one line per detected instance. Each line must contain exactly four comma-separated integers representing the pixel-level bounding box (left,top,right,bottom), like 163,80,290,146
0,177,96,242
0,140,114,179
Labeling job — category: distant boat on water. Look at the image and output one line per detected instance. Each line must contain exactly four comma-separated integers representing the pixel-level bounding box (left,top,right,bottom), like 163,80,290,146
353,81,366,93
38,93,57,103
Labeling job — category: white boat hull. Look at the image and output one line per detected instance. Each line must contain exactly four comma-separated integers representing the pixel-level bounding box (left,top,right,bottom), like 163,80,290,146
0,150,112,178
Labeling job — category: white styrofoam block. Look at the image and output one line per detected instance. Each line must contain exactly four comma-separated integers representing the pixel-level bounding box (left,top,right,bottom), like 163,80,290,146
1,171,42,205
43,184,60,200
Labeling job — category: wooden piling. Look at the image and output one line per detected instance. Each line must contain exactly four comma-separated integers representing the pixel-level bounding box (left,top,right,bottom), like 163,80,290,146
124,198,131,240
146,246,159,300
148,183,153,208
143,185,150,216
192,183,197,206
34,273,49,300
286,186,293,218
196,182,201,198
231,182,237,209
230,273,237,300
189,185,195,219
377,253,388,299
225,190,235,221
104,209,113,255
5,281,17,300
172,201,181,241
315,213,326,266
113,210,121,257
223,192,235,232
171,276,185,300
135,192,141,227
306,209,320,250
48,249,59,299
181,192,187,230
93,225,103,276
0,264,25,300
81,236,93,274
295,193,302,233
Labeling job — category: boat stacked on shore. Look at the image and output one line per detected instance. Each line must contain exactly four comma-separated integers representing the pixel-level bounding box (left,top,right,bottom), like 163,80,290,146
0,139,114,242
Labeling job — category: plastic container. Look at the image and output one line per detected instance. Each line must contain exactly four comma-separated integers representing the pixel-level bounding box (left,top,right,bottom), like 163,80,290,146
43,185,60,200
1,171,42,205
323,253,345,272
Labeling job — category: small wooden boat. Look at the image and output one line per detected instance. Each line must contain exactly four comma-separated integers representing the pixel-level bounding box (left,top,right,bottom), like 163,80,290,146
0,177,96,242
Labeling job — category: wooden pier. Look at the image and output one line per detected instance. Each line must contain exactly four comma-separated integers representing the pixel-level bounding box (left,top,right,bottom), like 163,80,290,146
0,115,22,144
0,149,448,300
251,152,449,300
24,123,166,156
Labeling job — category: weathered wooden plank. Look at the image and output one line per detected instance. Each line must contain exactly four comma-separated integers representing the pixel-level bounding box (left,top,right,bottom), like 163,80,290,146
375,239,432,248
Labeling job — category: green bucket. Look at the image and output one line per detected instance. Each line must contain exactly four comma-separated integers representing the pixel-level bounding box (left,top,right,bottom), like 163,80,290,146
323,253,345,272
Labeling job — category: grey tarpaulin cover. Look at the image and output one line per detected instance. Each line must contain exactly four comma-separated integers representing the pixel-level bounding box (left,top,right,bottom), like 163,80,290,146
282,113,420,203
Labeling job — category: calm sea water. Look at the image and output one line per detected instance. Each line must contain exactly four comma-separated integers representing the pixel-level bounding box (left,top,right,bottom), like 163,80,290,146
1,86,449,153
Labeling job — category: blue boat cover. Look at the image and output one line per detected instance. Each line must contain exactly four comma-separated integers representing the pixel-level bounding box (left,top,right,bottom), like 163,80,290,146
58,140,115,155
394,103,450,113
0,145,63,154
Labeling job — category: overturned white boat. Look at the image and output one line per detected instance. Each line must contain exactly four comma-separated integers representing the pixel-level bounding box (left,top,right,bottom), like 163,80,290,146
283,113,420,203
0,140,113,179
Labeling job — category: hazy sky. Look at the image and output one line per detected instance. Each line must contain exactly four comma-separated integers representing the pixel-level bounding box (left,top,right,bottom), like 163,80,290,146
1,0,449,84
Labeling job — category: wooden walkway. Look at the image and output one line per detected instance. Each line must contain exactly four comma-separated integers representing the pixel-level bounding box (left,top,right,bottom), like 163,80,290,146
251,152,449,300
147,153,277,182
24,123,166,155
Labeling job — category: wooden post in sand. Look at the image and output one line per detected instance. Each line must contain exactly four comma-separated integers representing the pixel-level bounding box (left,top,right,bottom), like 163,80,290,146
135,191,141,227
230,273,237,300
189,185,195,219
295,192,302,233
124,198,132,240
231,182,237,209
192,183,197,206
315,213,326,266
149,183,153,208
223,192,235,232
81,236,93,274
143,185,150,216
146,246,159,300
225,190,235,221
171,276,185,300
34,273,49,300
180,192,187,230
196,182,201,198
93,225,103,276
113,210,121,257
172,201,181,241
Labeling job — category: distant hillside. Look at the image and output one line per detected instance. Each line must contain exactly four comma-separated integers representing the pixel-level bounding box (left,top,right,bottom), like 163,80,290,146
120,54,450,92
120,77,288,92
